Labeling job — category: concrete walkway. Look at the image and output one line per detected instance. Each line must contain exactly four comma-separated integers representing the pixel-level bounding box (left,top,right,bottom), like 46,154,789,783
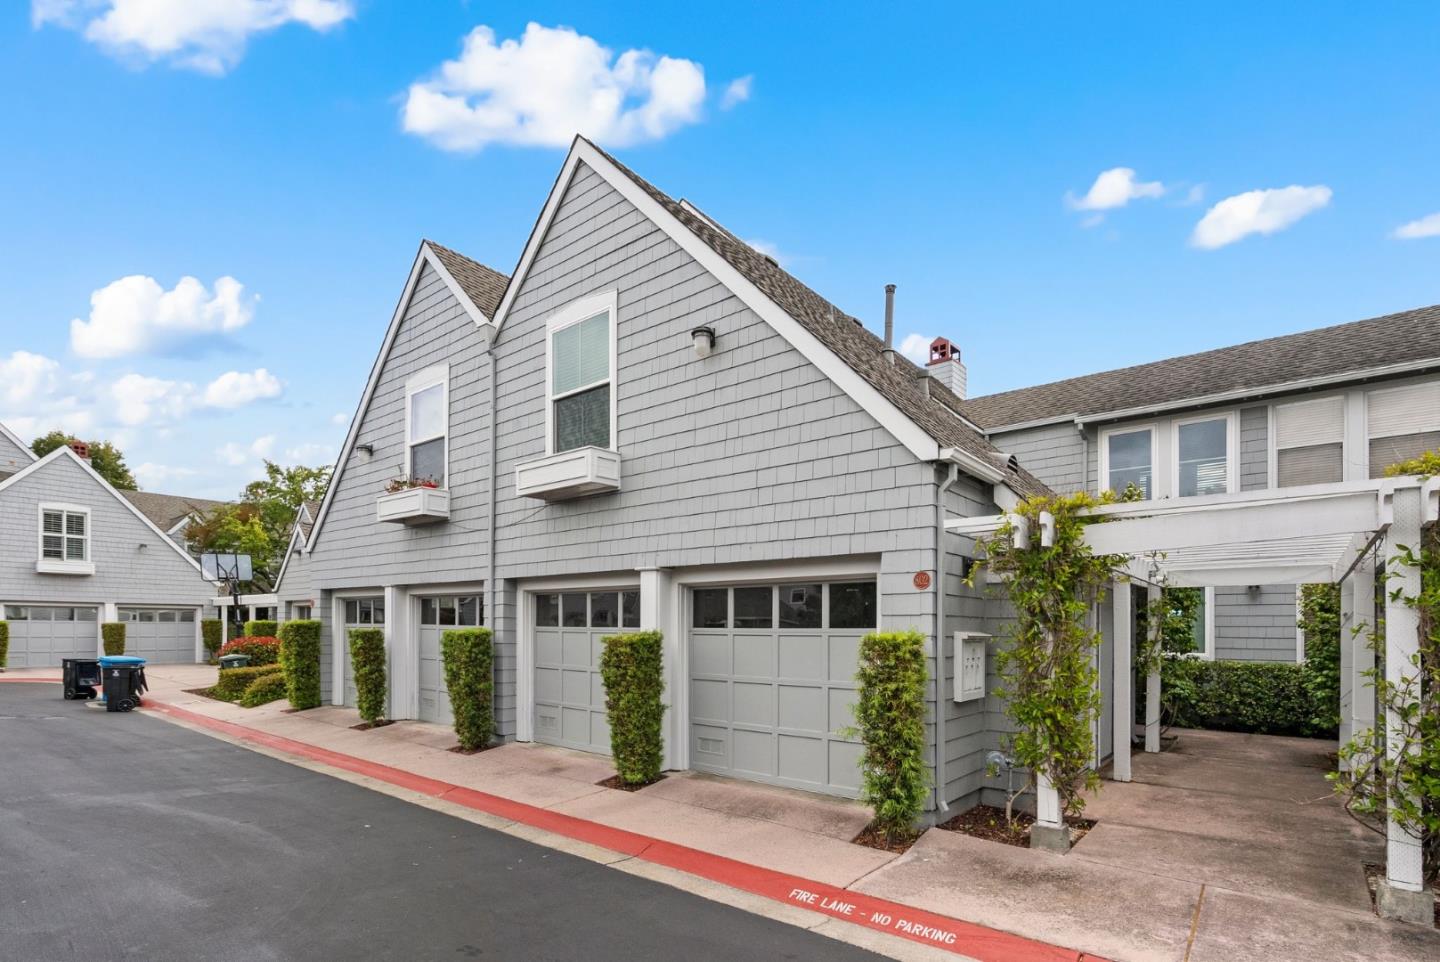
12,666,1435,962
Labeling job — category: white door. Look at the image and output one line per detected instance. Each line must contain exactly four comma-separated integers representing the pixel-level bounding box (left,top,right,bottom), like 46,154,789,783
3,605,98,667
532,589,640,753
119,608,197,663
341,596,385,708
416,594,484,725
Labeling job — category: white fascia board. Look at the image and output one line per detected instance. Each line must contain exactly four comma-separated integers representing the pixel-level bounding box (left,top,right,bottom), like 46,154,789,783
271,524,304,594
0,421,37,462
489,139,943,465
0,447,210,578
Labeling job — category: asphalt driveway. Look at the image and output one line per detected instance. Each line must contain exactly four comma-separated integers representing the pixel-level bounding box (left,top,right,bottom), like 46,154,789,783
0,683,883,962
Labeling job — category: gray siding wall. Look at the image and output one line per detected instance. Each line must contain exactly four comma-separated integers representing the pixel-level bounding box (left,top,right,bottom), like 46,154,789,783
0,455,214,608
1239,405,1268,491
0,427,31,477
990,422,1087,495
1214,585,1298,662
276,544,315,612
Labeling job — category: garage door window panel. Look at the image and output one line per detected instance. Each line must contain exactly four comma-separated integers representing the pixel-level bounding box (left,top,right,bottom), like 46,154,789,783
692,588,728,628
828,582,877,629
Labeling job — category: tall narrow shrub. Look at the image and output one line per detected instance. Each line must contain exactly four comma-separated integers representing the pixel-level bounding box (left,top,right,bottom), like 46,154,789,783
0,621,9,669
244,619,279,638
852,630,929,844
599,630,666,786
1298,583,1342,732
101,622,126,656
348,628,387,724
278,619,322,710
201,619,223,661
441,627,494,750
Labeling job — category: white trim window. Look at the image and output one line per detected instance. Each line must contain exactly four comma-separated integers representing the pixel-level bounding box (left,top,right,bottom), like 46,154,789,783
546,291,618,455
1172,413,1237,497
1365,381,1440,477
38,503,93,574
1272,395,1345,487
1099,425,1157,499
405,364,448,486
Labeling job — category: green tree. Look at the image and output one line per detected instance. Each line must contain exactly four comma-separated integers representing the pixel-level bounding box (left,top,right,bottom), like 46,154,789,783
30,431,137,490
185,461,330,590
241,461,331,550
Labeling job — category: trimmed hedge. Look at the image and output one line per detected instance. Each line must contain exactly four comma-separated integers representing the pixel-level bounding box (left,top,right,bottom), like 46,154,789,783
101,622,126,656
211,664,284,702
348,628,387,724
217,636,281,666
852,630,929,843
599,630,666,786
1162,657,1337,738
244,619,279,638
201,619,223,661
441,627,494,750
278,620,322,710
239,670,288,708
0,621,8,669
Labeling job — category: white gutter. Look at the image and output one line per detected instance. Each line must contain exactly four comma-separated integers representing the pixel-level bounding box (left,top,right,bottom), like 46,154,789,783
938,446,1007,485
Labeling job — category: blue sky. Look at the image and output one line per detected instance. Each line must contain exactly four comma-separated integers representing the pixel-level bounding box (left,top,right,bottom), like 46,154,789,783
2,2,1437,498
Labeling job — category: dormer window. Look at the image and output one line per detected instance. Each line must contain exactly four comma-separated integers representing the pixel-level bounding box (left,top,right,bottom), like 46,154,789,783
38,504,93,575
406,365,448,487
546,291,617,454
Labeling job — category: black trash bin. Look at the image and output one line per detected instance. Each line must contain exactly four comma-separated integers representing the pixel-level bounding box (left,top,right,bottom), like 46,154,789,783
62,658,101,700
99,656,148,712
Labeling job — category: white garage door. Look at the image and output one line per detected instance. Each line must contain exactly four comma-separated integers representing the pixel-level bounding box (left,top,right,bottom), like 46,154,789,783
2,605,98,667
417,594,483,726
532,589,640,753
342,596,385,708
688,580,874,797
119,608,197,663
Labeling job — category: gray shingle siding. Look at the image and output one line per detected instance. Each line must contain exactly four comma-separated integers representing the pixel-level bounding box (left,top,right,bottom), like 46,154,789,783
1214,586,1298,662
0,429,32,477
989,422,1087,494
1239,405,1268,491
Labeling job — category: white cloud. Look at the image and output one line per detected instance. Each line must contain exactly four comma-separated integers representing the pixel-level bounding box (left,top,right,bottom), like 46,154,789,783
203,368,282,407
70,274,257,359
721,75,752,110
284,441,335,463
1066,167,1165,213
330,411,349,425
744,239,789,266
133,462,198,487
1191,185,1332,250
0,351,61,406
1393,211,1440,240
401,22,710,152
33,0,354,75
217,434,274,466
897,333,932,366
109,373,193,426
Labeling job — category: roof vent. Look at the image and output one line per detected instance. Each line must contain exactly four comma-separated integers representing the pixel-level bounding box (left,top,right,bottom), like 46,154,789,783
925,336,968,399
882,284,897,366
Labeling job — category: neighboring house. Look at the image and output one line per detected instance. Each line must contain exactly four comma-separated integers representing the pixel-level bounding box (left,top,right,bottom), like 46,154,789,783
273,500,320,620
0,422,31,480
959,306,1440,663
0,434,218,667
121,490,229,555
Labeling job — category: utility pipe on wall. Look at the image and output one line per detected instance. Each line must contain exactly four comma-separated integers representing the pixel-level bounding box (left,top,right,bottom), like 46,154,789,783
933,461,959,814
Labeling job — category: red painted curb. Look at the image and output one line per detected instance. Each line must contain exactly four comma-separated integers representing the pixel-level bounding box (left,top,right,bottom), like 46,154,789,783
142,697,1106,962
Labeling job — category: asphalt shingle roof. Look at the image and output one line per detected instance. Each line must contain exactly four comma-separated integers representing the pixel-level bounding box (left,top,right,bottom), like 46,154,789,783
961,304,1440,430
122,490,228,531
427,240,509,320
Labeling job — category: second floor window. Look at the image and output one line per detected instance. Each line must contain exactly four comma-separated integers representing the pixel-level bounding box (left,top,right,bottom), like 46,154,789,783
1274,396,1344,487
1175,416,1230,497
41,506,88,562
1366,382,1440,477
547,292,616,453
406,366,448,486
1104,427,1154,498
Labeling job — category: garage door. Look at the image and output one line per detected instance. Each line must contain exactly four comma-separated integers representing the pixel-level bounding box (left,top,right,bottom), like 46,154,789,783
2,605,98,667
342,596,385,708
417,594,483,725
119,608,196,663
532,589,639,753
688,580,875,797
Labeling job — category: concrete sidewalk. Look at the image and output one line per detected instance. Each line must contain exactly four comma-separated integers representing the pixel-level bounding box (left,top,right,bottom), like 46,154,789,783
13,665,1436,962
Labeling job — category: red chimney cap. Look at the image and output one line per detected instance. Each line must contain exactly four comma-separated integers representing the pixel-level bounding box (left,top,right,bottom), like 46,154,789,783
68,439,90,459
928,337,959,366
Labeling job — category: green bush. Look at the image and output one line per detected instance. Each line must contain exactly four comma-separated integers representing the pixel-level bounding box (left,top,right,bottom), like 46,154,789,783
1298,584,1342,732
0,621,9,669
1162,657,1336,737
244,619,279,638
239,671,288,708
278,620,322,710
101,622,125,656
217,636,281,666
210,664,284,702
201,619,223,661
348,628,387,724
599,630,666,786
441,628,494,749
851,630,930,843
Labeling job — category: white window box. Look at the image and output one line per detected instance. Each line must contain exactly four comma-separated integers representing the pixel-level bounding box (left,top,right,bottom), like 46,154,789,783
376,486,450,525
36,558,95,576
516,447,622,501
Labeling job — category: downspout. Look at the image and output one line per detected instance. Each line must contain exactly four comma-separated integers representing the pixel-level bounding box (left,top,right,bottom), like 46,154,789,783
934,461,960,814
1076,419,1089,491
484,329,499,704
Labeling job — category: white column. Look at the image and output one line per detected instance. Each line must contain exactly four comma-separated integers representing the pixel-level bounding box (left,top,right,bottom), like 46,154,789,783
1112,580,1133,782
1034,771,1063,829
193,607,204,663
1351,558,1377,741
1381,488,1425,896
638,567,678,770
1337,576,1355,755
330,596,346,706
1145,585,1162,753
384,586,412,720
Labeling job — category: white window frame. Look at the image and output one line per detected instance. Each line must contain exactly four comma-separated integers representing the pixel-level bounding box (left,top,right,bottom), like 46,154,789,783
1169,411,1239,498
1192,586,1216,660
1267,393,1347,488
1363,380,1440,478
404,363,449,487
544,290,619,456
1097,423,1159,500
36,502,94,575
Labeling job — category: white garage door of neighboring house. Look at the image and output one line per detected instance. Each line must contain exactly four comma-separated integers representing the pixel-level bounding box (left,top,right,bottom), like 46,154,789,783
417,594,483,726
342,596,385,708
119,608,196,663
2,605,98,667
532,589,640,754
688,580,874,798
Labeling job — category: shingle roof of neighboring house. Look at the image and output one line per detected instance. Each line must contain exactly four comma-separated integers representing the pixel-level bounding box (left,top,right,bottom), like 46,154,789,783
427,240,509,320
296,500,321,541
121,490,228,532
961,303,1440,430
586,141,1049,499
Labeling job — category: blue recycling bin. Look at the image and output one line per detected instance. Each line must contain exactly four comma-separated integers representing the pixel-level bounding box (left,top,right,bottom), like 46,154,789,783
98,655,148,712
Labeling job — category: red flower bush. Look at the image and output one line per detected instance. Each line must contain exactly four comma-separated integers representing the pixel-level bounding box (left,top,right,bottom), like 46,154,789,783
217,636,282,666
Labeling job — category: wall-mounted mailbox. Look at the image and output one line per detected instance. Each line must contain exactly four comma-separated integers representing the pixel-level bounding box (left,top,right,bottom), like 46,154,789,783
954,631,989,703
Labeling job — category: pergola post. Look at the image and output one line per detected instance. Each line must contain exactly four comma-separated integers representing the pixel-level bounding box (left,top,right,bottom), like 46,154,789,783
1030,771,1070,853
1112,579,1132,782
1376,487,1433,922
1145,584,1161,753
1337,574,1355,758
1350,557,1377,746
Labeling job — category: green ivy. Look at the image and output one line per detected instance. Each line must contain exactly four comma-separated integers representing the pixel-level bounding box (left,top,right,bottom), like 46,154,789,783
348,628,387,724
201,619,223,661
1162,658,1335,737
239,670,288,708
850,629,929,844
278,620,322,710
244,619,279,638
0,621,9,669
101,622,126,656
598,630,666,786
1298,583,1342,732
441,628,494,750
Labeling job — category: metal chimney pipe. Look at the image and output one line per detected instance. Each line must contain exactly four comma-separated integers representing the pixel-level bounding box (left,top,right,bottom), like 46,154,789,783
883,284,896,364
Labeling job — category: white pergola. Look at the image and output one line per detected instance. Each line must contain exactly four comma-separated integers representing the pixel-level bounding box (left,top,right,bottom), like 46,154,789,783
209,592,279,642
949,476,1439,914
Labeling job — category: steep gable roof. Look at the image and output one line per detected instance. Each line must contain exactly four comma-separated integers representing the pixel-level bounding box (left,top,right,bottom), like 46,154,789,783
121,490,228,532
964,303,1440,430
427,241,509,320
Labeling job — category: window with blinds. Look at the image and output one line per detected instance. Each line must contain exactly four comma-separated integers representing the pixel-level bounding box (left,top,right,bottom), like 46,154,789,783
40,507,89,562
550,310,612,452
1366,382,1440,477
1274,396,1344,487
